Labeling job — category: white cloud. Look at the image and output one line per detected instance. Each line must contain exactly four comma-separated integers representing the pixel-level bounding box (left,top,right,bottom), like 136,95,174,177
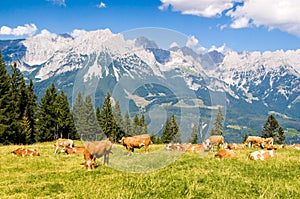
159,0,300,37
227,0,300,36
159,0,236,17
47,0,66,7
186,36,199,48
70,29,87,38
169,42,179,48
97,2,106,8
36,29,56,37
208,44,227,53
0,24,38,36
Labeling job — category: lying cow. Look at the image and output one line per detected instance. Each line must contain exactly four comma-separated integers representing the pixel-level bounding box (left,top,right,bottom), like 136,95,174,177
280,144,300,150
63,146,85,155
215,149,236,159
83,140,112,170
185,144,208,153
227,143,246,150
12,148,40,157
248,149,277,160
54,138,74,153
119,134,151,153
166,143,187,152
206,135,224,150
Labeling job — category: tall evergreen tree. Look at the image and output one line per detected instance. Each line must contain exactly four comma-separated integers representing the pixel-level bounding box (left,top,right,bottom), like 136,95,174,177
211,106,224,135
0,51,12,144
161,114,181,143
140,114,148,135
123,110,132,136
54,91,78,139
277,127,285,144
72,92,85,138
188,123,198,144
98,93,117,142
262,114,279,138
83,95,104,141
36,83,58,142
113,101,125,141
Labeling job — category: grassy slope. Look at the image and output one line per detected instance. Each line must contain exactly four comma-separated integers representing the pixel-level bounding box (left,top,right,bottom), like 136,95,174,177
0,141,299,199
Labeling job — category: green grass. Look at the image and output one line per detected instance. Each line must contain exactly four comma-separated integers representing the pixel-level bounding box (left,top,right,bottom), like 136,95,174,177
0,142,299,198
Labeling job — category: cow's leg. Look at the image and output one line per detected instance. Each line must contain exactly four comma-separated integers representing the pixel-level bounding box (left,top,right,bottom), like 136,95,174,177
145,145,149,153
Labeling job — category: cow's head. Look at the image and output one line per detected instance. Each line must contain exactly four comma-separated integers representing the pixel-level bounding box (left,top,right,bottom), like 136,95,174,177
118,137,125,144
84,159,95,171
203,139,212,151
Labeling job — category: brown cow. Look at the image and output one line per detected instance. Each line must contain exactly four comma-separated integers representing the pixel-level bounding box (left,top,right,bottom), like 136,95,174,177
165,143,187,152
227,143,246,150
83,140,112,170
281,144,300,150
248,149,277,160
244,136,265,148
12,148,40,157
63,146,85,155
119,134,151,153
215,149,236,159
206,135,224,150
54,138,74,153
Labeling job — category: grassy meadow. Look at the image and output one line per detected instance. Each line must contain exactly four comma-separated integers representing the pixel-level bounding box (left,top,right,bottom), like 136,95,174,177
0,141,300,199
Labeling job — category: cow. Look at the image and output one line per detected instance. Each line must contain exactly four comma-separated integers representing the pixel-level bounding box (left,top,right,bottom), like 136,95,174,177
166,143,187,152
281,144,300,150
83,140,112,170
264,137,274,145
206,135,224,150
63,146,85,155
54,138,74,153
227,143,246,150
119,134,151,153
215,149,236,159
12,148,40,157
185,144,206,153
244,136,265,148
248,149,277,160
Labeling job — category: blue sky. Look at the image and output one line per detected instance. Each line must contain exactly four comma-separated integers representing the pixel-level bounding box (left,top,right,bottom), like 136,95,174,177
0,0,299,52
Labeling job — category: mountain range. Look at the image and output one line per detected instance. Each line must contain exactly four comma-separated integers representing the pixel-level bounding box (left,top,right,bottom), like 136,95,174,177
1,29,299,143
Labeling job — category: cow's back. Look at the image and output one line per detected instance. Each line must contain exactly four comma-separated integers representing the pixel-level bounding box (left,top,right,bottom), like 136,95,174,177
86,140,112,158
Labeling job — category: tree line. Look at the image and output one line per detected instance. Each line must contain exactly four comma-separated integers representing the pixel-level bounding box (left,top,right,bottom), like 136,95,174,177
0,52,183,145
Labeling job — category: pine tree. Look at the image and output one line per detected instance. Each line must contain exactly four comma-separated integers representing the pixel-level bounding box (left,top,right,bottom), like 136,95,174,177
36,83,58,142
262,114,279,138
54,91,78,139
99,93,117,142
72,92,85,138
0,51,12,144
82,95,104,141
113,101,125,141
189,123,198,144
211,106,224,135
123,110,132,136
277,127,285,144
24,79,37,144
140,114,148,135
161,114,181,143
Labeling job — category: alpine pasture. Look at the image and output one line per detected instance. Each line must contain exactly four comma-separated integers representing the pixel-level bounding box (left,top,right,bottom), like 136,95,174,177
1,141,300,198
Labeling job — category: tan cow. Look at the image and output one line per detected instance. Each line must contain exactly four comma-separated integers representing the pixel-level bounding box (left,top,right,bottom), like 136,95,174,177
206,135,224,150
248,149,277,160
227,143,246,150
83,140,112,170
54,138,74,153
244,136,265,148
215,149,236,159
281,144,300,150
165,143,187,152
12,148,40,157
185,144,206,153
119,134,151,153
63,146,85,155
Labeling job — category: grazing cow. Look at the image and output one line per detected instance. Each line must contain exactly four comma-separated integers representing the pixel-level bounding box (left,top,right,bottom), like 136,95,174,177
83,140,112,170
12,148,40,157
119,134,151,153
63,146,85,155
54,138,74,153
248,149,277,160
244,136,265,148
206,135,224,150
227,143,246,150
215,149,236,159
